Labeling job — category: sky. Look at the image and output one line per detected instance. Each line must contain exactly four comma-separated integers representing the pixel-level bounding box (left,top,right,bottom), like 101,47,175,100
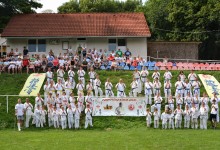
36,0,147,13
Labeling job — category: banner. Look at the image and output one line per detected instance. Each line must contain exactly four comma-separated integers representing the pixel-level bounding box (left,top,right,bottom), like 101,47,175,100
19,73,46,96
92,97,146,116
198,74,220,98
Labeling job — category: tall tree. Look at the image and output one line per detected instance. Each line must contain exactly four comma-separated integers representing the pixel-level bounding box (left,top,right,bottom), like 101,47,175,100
57,0,80,13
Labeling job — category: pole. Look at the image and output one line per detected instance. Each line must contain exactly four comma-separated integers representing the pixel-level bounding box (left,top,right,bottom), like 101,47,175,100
7,96,8,113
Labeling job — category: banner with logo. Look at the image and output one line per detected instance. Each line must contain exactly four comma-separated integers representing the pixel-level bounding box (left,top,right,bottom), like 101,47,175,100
198,74,220,98
19,73,46,96
92,97,146,116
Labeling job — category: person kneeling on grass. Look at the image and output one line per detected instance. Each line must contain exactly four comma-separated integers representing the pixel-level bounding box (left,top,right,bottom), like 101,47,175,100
85,104,93,129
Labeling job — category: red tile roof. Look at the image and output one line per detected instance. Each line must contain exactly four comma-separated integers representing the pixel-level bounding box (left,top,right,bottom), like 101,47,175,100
1,13,151,37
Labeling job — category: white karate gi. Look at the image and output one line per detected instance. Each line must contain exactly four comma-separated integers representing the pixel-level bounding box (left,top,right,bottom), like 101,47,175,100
130,80,138,97
85,108,93,129
68,70,75,89
153,111,160,128
67,108,74,129
88,71,96,86
116,83,126,97
77,69,86,86
57,69,65,84
24,102,33,128
74,108,81,129
200,106,208,129
191,107,199,129
60,109,67,129
46,71,53,83
94,78,103,97
164,81,172,103
105,82,114,97
183,109,191,128
145,81,153,105
133,71,142,93
146,112,152,127
174,109,183,128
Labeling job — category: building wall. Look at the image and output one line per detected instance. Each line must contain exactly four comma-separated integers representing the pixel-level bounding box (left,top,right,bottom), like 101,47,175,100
148,42,200,60
127,37,147,58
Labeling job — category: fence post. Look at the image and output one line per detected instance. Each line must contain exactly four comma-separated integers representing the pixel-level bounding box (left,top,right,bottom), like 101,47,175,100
6,96,8,113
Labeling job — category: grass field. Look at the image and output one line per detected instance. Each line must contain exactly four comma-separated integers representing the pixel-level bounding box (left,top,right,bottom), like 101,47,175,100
0,70,220,149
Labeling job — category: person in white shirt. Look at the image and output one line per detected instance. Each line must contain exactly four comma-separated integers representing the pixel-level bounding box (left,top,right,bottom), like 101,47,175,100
178,71,186,82
191,103,199,129
34,105,42,128
153,78,161,96
163,68,172,81
145,79,153,105
74,104,81,129
176,94,183,109
140,67,149,86
210,99,218,129
183,79,192,98
69,93,76,109
210,92,220,122
85,91,93,108
153,93,163,114
77,67,86,86
43,81,50,105
168,110,175,129
133,68,142,93
60,106,67,130
56,79,64,98
168,95,175,111
86,81,94,96
200,92,209,108
76,80,84,96
46,67,53,83
15,98,25,131
161,109,169,129
57,66,65,84
47,104,54,127
49,81,56,98
188,70,197,84
68,67,75,89
61,92,68,110
153,108,160,129
164,79,172,103
24,98,33,128
40,106,47,127
67,104,74,129
129,78,138,97
16,58,23,74
152,70,160,81
8,59,16,74
94,75,103,97
65,78,72,97
174,105,183,128
105,78,114,97
115,79,126,97
77,93,85,112
192,94,200,109
183,105,191,128
88,68,96,86
200,102,208,130
192,78,201,97
53,106,60,128
85,104,93,129
175,77,184,98
35,93,44,109
146,108,152,127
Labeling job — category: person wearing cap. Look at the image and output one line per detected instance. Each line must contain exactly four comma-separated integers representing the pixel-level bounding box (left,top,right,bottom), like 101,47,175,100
183,105,191,128
200,102,208,129
77,67,86,86
210,99,218,129
130,77,138,97
191,103,199,129
145,78,153,105
15,98,25,131
164,79,172,103
116,79,126,97
74,104,81,129
85,104,93,129
153,78,161,96
24,98,33,128
174,104,183,129
94,75,103,97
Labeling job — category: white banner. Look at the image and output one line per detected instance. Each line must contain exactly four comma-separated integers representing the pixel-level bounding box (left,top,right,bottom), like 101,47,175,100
92,97,146,116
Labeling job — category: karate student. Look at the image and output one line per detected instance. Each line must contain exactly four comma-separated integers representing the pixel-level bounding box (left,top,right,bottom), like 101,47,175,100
53,107,60,128
85,104,93,129
46,67,53,83
152,70,160,82
76,80,84,96
210,99,218,129
68,67,75,89
176,94,183,109
200,92,209,108
35,93,44,109
24,98,33,128
15,98,25,131
178,71,186,82
192,78,201,97
55,93,62,111
47,104,54,127
161,109,169,129
175,77,184,98
153,78,161,96
193,94,200,109
85,91,93,108
130,77,138,97
86,81,94,96
40,106,47,127
74,104,81,129
169,110,175,129
164,79,172,103
43,81,50,105
65,78,72,97
94,75,103,97
57,66,65,84
116,79,126,97
183,79,192,97
191,103,199,129
88,68,96,86
77,67,86,86
183,105,191,128
168,95,175,111
49,80,56,98
56,79,64,98
77,92,85,112
153,108,160,129
34,105,42,128
61,91,69,110
69,93,76,108
67,105,74,129
163,68,172,81
133,68,142,93
184,92,193,109
140,66,149,85
174,104,183,129
188,70,197,84
144,78,153,105
60,106,67,130
210,92,219,122
154,93,163,114
105,78,114,97
146,108,152,127
200,102,208,130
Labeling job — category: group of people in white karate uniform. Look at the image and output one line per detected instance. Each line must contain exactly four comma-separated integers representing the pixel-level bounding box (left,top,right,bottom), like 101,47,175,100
14,67,219,131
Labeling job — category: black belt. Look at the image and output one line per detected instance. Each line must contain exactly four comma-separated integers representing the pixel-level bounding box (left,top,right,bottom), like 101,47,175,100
58,76,63,78
142,76,146,78
80,76,84,78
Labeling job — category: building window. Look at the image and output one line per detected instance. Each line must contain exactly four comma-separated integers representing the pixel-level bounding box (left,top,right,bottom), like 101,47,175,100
28,39,46,52
108,39,116,44
77,38,86,41
118,39,126,46
108,39,117,51
62,41,69,50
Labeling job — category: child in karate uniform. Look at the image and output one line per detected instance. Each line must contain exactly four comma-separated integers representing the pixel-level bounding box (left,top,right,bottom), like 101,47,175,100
67,104,74,129
146,108,152,127
74,104,81,129
153,108,160,129
85,104,93,129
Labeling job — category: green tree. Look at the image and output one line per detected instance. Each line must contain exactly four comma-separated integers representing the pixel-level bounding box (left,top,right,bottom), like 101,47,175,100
58,0,81,13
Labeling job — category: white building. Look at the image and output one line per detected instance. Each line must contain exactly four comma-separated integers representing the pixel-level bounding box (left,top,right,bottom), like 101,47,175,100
1,13,151,56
